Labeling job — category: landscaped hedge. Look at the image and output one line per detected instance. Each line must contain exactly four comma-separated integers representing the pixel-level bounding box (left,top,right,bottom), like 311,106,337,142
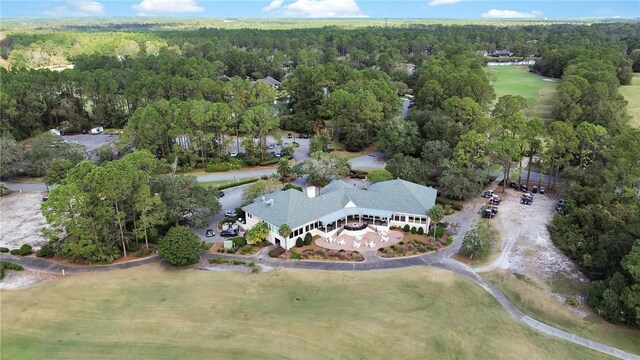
0,261,24,280
259,158,280,166
0,247,9,253
18,244,32,256
304,233,312,246
230,236,247,248
36,244,52,257
296,237,303,247
269,246,286,258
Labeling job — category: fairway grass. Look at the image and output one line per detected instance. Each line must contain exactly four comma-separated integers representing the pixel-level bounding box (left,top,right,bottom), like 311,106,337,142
1,265,611,360
484,270,640,355
489,66,558,121
620,74,640,127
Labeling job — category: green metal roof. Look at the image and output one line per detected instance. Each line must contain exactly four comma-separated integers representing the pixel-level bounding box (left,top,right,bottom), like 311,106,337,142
242,179,437,229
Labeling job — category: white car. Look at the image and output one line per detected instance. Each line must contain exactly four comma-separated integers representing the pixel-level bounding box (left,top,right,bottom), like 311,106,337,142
224,210,237,217
229,151,238,157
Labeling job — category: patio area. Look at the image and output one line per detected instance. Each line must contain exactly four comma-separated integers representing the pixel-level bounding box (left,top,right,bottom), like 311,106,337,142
316,229,404,252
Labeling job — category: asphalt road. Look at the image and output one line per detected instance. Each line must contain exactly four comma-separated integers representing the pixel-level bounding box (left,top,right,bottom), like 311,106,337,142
193,183,249,242
62,133,120,153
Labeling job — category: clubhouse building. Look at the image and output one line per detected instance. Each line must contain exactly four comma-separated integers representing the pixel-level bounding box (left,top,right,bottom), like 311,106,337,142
242,179,438,250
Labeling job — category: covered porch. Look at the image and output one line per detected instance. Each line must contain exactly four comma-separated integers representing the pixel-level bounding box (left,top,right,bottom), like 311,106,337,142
319,208,392,235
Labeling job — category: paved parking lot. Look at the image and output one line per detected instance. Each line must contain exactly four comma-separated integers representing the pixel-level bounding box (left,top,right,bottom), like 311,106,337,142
62,134,120,153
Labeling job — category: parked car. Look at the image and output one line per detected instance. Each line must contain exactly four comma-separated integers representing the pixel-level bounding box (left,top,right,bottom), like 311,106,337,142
270,151,276,156
220,229,238,237
229,151,238,157
224,210,237,217
520,184,529,192
205,229,215,237
267,144,276,149
218,191,225,197
521,193,533,205
483,209,495,218
275,152,282,157
539,186,546,194
489,195,501,205
287,133,292,139
490,206,499,215
303,133,310,139
532,186,538,193
298,133,304,139
482,190,494,198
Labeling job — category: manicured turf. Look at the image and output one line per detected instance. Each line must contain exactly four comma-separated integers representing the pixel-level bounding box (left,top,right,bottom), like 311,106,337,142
620,73,640,127
484,270,640,355
489,66,558,121
200,177,257,188
1,265,611,359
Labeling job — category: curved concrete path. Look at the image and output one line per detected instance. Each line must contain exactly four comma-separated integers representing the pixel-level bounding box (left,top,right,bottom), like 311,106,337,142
2,230,638,359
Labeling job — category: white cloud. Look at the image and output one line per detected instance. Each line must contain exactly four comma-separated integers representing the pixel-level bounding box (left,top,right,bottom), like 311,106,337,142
427,0,462,7
264,0,368,18
43,0,105,17
70,0,105,16
481,9,543,19
132,0,204,16
263,0,285,12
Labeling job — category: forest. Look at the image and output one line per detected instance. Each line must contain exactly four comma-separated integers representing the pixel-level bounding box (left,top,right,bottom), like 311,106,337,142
0,21,639,327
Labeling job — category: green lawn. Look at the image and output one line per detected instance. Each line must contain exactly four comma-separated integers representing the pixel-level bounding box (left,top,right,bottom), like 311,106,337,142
200,177,257,188
489,66,558,121
620,73,640,127
484,270,640,355
0,265,611,359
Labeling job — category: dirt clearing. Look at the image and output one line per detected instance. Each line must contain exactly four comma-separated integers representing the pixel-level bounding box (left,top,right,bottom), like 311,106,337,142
475,187,587,284
0,192,49,249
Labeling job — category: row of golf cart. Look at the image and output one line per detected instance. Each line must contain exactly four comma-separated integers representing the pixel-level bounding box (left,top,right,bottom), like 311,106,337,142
481,190,500,218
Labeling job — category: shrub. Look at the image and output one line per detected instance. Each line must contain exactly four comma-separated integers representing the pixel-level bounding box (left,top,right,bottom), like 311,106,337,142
304,233,312,246
417,227,424,235
403,224,410,232
240,245,253,255
445,236,453,245
230,237,247,248
379,248,386,253
135,248,153,257
452,203,464,211
269,247,286,258
295,237,303,247
459,222,492,259
428,227,445,238
36,244,52,258
10,249,20,255
0,183,9,197
226,249,235,254
399,241,405,245
566,298,578,307
290,251,302,260
157,226,202,266
251,266,260,274
18,244,32,256
0,247,9,253
418,245,427,252
410,226,417,234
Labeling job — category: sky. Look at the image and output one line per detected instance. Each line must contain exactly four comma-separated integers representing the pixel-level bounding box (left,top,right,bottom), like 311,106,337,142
1,0,639,19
